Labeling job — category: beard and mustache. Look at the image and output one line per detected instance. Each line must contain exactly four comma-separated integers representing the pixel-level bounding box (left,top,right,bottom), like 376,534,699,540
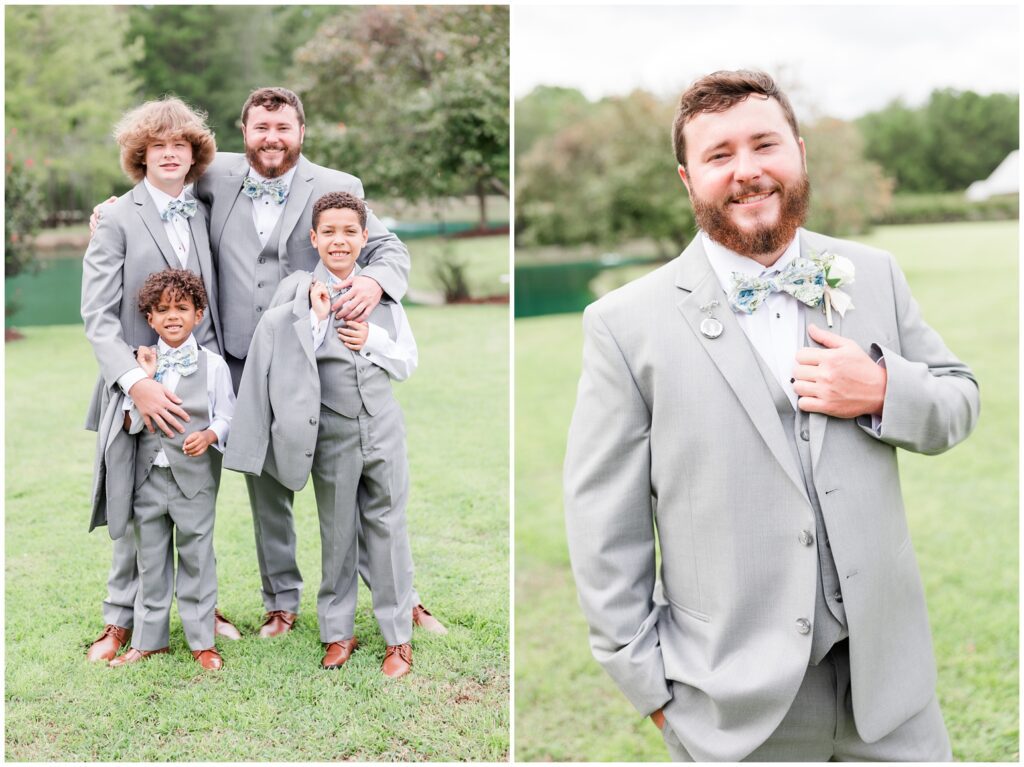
691,173,811,258
245,141,302,179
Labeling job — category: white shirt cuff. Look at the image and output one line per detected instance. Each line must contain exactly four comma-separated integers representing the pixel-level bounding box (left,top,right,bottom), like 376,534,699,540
118,367,148,395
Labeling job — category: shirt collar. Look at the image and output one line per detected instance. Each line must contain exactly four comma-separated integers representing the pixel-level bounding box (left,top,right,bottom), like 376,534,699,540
144,178,190,212
247,163,298,188
313,260,361,288
704,229,802,294
157,334,198,355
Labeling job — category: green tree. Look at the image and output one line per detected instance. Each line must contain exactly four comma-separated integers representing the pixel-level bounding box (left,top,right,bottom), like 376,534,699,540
293,5,509,226
5,133,45,279
514,85,590,161
5,5,143,217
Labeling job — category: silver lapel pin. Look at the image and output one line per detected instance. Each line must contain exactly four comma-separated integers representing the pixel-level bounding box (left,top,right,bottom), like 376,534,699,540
699,300,723,339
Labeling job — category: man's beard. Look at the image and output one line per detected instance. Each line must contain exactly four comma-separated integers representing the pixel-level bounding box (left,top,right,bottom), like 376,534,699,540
691,173,810,258
245,142,301,179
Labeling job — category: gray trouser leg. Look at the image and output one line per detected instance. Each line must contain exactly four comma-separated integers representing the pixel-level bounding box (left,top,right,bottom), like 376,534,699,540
357,401,414,646
131,469,175,651
310,408,362,643
102,533,140,629
357,512,421,607
245,471,301,613
168,473,217,652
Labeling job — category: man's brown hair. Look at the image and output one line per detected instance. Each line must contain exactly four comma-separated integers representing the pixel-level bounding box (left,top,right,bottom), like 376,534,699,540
672,70,800,169
241,86,306,127
312,191,367,230
137,268,208,315
113,97,216,184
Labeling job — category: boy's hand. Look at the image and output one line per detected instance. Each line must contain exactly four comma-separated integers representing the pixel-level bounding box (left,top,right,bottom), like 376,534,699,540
136,345,158,378
333,275,383,322
183,429,218,457
89,196,118,237
338,320,369,351
310,280,331,321
128,378,189,436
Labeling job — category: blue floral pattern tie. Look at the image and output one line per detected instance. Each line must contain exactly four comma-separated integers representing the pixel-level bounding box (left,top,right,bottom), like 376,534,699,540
161,198,197,221
155,346,199,383
242,175,288,205
728,257,826,314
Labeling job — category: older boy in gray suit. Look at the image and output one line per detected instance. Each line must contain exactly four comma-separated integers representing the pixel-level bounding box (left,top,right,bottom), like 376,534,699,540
226,192,416,677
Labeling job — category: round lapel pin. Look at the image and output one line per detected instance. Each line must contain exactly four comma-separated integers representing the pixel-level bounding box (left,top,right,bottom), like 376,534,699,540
699,300,723,339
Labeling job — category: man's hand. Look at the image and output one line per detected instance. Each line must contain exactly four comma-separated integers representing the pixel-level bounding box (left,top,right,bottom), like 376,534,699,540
136,345,158,379
183,428,218,457
651,708,666,731
793,324,886,418
332,275,383,322
338,320,369,352
128,377,190,436
89,196,118,237
310,280,331,321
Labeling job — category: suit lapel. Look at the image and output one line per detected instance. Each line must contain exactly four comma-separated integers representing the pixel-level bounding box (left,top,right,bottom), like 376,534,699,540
674,238,807,499
210,172,246,254
132,184,179,269
799,235,841,467
290,271,317,368
277,156,315,270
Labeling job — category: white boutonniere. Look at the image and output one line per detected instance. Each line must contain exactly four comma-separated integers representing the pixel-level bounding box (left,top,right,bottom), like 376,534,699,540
809,250,855,327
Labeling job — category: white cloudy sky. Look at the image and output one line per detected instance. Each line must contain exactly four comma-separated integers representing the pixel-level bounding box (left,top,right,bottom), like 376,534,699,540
512,4,1020,120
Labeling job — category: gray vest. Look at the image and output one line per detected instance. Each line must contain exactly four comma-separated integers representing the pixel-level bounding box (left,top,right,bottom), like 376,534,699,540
184,231,217,353
315,304,394,418
135,348,214,499
750,347,848,665
217,196,285,358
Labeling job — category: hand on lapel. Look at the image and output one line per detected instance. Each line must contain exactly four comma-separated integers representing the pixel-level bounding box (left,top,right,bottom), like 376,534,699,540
793,324,887,418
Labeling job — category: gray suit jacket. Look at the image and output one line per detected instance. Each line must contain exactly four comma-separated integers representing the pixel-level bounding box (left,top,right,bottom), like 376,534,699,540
89,389,135,540
81,182,221,430
563,230,979,761
194,152,411,358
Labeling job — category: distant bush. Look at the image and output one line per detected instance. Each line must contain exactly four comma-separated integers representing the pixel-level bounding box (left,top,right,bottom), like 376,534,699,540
874,193,1019,226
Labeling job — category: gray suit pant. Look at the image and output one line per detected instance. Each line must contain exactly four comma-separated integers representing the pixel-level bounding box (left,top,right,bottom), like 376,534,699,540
130,466,217,652
663,641,952,762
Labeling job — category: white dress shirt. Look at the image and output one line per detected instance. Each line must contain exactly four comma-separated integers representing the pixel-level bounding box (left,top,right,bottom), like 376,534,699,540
248,165,298,248
705,230,804,409
310,267,418,382
125,334,236,466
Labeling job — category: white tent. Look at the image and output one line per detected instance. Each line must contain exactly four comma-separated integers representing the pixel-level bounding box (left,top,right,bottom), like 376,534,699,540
966,149,1019,201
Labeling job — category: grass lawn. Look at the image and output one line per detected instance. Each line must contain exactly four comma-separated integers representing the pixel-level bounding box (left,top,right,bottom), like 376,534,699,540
514,220,1018,761
5,304,509,761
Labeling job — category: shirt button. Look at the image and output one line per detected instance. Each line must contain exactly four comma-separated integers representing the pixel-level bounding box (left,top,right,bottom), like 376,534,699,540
796,618,811,635
800,429,810,441
798,530,814,546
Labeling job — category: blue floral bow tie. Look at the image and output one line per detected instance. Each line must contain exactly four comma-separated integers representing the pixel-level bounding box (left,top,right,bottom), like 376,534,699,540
728,257,826,315
161,198,197,221
155,346,198,383
242,175,288,204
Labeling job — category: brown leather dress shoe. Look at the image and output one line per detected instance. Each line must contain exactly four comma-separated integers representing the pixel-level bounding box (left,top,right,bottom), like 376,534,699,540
381,643,412,678
214,609,242,640
258,610,297,638
108,647,169,667
412,603,448,635
86,624,131,662
192,648,223,670
321,637,358,669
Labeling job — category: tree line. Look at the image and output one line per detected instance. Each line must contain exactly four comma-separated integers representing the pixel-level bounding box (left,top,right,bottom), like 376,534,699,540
4,5,508,226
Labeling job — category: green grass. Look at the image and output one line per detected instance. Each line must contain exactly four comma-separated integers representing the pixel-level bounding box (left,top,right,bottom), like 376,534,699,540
407,235,510,300
5,305,509,761
514,220,1018,761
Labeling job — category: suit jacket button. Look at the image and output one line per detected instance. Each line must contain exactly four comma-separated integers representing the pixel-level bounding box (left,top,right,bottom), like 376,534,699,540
309,417,317,425
799,529,814,546
800,429,810,441
258,257,266,264
796,618,811,635
305,450,313,457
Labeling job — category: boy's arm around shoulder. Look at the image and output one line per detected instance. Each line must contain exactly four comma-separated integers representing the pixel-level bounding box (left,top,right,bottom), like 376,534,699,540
222,320,275,476
361,299,418,381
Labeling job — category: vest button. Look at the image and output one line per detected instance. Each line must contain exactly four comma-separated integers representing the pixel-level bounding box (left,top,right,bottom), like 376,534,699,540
257,281,264,288
833,591,843,603
798,529,814,546
309,417,317,425
258,257,266,264
800,429,810,441
796,618,811,635
256,306,263,313
305,450,313,457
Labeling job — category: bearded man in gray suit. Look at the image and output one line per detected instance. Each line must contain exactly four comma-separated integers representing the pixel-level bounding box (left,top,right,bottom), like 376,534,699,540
563,70,979,761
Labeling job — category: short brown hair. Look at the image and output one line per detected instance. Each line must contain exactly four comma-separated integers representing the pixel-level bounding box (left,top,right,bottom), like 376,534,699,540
137,269,208,315
113,97,216,184
312,191,367,230
672,70,800,169
241,87,306,127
